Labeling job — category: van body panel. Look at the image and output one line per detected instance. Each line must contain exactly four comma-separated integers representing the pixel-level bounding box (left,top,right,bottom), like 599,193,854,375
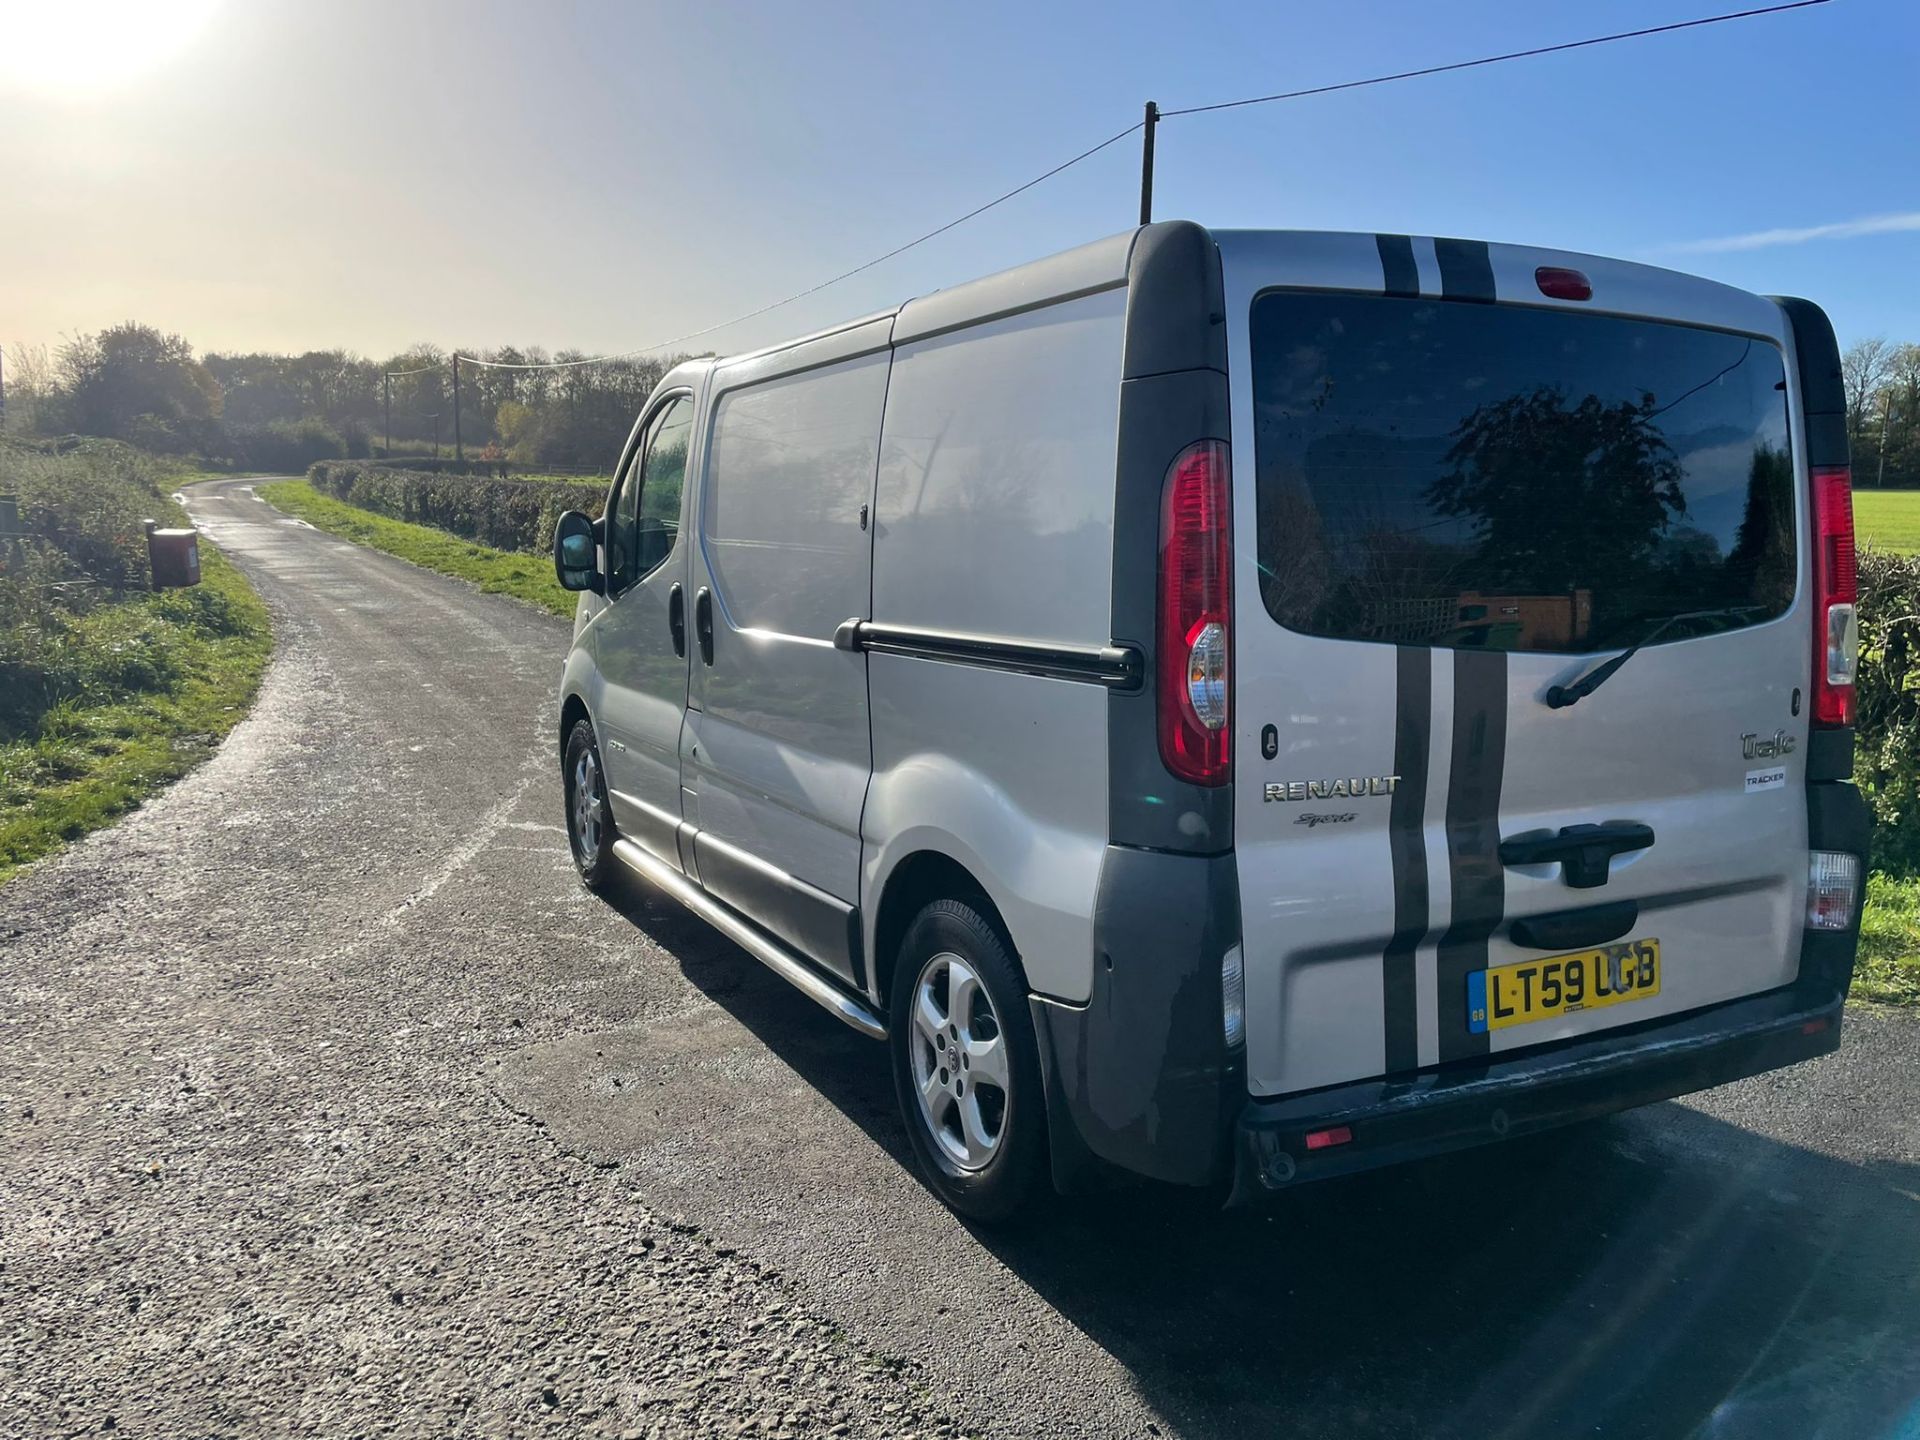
873,287,1127,645
864,286,1126,1005
860,659,1110,1005
891,231,1131,346
682,333,891,983
1217,231,1815,1098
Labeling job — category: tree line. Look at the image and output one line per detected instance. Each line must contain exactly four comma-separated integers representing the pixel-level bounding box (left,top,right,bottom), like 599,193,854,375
0,324,697,474
1843,337,1920,487
8,322,1919,486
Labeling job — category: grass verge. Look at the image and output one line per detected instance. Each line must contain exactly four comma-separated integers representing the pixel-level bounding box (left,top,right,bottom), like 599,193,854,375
1858,872,1920,1006
1856,490,1920,556
0,545,272,884
258,479,577,617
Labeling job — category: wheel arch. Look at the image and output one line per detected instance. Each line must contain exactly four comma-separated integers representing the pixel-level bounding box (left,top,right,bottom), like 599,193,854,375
870,848,1020,1010
559,691,592,767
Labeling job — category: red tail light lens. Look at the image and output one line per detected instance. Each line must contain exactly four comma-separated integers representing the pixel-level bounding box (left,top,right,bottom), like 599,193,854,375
1158,440,1232,785
1535,266,1593,301
1810,465,1857,728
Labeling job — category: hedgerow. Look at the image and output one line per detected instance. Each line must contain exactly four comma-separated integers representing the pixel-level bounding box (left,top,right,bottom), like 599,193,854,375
1857,548,1920,875
307,461,605,555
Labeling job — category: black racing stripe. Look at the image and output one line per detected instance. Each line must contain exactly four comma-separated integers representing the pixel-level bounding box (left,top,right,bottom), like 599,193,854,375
1376,234,1419,299
1435,237,1496,303
1381,645,1430,1073
1436,649,1508,1063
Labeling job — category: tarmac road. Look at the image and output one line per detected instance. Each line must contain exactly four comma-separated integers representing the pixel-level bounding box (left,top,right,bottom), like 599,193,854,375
2,475,1916,1440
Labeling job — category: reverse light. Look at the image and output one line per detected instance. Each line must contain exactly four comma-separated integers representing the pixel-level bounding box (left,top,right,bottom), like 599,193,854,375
1807,850,1859,932
1810,465,1858,727
1222,943,1245,1049
1158,440,1232,785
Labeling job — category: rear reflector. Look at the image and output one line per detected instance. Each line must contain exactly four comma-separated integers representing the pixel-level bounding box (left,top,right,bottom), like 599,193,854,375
1810,466,1858,728
1304,1125,1353,1151
1535,266,1592,301
1807,849,1859,931
1222,943,1246,1049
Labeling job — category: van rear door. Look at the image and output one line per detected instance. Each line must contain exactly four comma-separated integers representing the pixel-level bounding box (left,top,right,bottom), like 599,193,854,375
1220,233,1810,1098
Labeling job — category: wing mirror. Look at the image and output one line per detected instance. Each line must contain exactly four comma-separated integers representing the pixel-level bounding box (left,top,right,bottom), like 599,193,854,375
553,510,603,593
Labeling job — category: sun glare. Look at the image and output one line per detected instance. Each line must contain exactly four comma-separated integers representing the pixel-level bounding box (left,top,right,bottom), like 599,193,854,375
0,0,222,95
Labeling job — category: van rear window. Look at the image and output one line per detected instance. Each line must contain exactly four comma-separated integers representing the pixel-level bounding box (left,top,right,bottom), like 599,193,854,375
1249,292,1796,653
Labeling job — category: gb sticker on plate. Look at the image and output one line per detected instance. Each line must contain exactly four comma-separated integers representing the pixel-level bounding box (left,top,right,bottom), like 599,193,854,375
1745,766,1788,794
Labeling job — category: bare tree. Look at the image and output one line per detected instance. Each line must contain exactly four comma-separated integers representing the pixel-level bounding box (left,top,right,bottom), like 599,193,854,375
1842,337,1896,445
1,341,54,432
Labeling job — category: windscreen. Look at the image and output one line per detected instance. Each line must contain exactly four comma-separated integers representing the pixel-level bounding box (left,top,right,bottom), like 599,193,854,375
1250,291,1796,653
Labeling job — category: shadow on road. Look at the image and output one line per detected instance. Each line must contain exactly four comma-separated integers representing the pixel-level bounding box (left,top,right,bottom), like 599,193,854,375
601,871,1920,1440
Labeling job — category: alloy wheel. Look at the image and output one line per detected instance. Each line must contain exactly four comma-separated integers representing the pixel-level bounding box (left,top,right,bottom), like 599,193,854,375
908,951,1010,1172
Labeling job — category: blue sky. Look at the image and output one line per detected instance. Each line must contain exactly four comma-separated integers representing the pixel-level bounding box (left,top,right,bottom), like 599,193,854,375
2,0,1914,359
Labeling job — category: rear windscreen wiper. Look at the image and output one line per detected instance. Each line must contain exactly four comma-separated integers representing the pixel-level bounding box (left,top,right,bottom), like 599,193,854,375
1545,606,1769,709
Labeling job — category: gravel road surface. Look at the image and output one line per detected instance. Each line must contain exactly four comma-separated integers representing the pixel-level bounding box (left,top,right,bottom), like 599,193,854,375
2,476,1916,1440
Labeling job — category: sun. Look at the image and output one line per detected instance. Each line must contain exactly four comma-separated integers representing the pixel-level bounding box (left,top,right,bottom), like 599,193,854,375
0,0,222,95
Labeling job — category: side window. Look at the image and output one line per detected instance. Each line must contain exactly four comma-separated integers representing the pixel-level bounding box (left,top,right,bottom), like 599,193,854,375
607,394,694,593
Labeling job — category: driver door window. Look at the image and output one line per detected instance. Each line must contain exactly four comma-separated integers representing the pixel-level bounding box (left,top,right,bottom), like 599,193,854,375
607,394,694,594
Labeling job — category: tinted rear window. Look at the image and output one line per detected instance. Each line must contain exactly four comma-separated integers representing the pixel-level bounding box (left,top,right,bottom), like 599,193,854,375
1250,292,1795,653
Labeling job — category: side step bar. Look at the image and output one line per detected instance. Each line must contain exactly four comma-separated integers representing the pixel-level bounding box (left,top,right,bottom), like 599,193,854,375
611,837,888,1041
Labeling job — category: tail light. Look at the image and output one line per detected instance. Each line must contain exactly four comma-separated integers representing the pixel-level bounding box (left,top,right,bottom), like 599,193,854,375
1810,465,1858,727
1158,440,1232,785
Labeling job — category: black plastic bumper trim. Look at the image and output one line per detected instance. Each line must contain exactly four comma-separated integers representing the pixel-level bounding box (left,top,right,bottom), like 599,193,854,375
1229,985,1842,1203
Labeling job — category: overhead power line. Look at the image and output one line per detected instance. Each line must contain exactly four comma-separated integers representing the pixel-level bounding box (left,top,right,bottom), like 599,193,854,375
450,118,1146,374
1160,0,1831,117
390,0,1830,381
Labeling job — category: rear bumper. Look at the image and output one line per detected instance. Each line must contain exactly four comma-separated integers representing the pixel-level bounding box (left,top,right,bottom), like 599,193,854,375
1227,985,1842,1204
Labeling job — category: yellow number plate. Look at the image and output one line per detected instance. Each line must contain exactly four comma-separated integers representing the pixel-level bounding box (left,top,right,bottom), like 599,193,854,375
1468,939,1660,1034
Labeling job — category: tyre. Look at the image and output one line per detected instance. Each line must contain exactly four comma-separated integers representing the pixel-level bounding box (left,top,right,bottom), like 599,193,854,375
889,897,1047,1222
563,718,617,891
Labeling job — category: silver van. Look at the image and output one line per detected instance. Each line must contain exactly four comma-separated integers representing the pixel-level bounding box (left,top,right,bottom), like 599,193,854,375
551,222,1869,1220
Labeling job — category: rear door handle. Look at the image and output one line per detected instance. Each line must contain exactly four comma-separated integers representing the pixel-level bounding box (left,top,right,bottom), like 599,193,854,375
694,587,714,666
1499,823,1654,889
667,583,685,658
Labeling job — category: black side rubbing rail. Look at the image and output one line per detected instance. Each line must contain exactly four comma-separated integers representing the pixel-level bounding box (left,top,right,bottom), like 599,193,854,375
832,619,1143,689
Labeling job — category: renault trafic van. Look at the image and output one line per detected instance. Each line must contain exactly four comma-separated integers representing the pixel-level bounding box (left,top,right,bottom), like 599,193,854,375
552,222,1869,1220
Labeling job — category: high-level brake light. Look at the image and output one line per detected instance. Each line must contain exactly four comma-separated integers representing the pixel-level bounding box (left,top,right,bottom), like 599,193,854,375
1535,266,1593,301
1157,440,1232,786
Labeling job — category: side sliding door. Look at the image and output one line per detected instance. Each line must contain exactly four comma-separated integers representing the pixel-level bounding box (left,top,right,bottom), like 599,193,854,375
681,318,893,989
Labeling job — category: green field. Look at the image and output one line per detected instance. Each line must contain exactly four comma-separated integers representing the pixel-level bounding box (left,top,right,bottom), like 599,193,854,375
1856,490,1920,555
259,480,579,617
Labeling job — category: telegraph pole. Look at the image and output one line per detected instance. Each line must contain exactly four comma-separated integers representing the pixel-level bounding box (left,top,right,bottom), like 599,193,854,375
383,373,391,458
452,355,464,465
1138,101,1159,226
1878,389,1894,489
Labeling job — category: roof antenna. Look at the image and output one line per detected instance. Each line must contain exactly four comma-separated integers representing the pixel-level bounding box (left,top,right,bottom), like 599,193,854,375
1139,101,1159,226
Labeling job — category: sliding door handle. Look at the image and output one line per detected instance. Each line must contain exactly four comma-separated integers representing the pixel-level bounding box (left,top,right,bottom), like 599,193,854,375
667,583,686,658
694,587,714,666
